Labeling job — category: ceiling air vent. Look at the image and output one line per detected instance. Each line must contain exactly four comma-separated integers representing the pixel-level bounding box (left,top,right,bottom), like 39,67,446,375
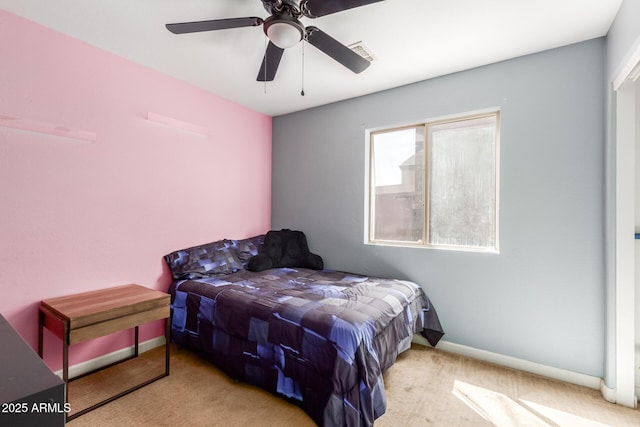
349,41,375,62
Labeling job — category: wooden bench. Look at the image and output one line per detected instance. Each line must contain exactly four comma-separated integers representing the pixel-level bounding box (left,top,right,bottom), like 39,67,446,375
38,284,170,420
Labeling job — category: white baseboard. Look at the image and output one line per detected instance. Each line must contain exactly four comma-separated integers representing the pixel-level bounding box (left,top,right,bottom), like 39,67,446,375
412,335,601,391
600,379,617,403
58,335,618,403
53,336,166,379
636,346,640,399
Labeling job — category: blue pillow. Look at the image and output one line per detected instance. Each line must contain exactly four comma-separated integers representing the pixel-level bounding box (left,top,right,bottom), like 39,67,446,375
230,235,265,269
164,239,243,280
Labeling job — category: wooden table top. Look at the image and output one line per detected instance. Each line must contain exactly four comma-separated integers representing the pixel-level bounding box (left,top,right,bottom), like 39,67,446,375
41,284,169,329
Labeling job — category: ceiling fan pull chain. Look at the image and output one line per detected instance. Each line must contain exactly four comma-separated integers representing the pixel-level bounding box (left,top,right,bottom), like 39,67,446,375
301,41,305,96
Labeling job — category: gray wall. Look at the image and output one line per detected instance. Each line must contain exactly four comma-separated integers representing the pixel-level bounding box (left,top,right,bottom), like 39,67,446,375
272,39,605,377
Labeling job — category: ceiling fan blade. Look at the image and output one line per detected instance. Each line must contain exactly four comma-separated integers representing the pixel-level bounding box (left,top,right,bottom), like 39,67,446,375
257,42,285,82
302,0,384,17
166,17,263,34
305,26,370,74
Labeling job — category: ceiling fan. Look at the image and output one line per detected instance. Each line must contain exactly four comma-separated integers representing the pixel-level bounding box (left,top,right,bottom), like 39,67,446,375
166,0,383,82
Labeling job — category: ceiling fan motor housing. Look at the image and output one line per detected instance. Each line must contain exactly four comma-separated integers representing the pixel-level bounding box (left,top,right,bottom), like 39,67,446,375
262,0,305,16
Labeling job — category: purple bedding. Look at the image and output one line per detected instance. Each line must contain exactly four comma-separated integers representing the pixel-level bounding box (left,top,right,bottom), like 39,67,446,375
169,267,443,426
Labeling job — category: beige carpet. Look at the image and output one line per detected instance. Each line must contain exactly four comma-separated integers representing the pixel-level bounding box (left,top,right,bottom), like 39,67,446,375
67,344,640,426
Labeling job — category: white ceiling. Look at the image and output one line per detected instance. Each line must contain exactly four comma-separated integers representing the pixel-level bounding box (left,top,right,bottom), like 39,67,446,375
0,0,623,116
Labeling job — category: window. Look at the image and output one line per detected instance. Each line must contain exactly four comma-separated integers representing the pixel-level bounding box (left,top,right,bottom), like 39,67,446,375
367,111,499,252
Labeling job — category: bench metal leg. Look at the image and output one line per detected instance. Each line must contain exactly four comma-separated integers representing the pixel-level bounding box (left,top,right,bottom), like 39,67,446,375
65,322,170,422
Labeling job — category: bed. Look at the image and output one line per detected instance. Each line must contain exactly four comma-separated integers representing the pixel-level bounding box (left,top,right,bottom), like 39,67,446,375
165,233,444,426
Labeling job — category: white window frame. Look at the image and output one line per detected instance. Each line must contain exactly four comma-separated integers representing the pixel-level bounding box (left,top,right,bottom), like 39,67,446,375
364,109,500,253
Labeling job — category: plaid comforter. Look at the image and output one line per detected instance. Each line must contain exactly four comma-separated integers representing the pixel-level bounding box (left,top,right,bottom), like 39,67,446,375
170,268,443,426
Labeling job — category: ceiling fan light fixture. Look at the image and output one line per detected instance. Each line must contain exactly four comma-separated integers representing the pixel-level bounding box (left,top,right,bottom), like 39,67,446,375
264,14,304,49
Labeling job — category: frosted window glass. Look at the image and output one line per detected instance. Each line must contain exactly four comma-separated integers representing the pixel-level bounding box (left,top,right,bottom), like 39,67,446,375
428,117,497,249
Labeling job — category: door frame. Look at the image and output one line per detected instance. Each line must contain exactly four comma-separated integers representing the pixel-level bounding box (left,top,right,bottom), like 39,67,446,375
612,41,640,408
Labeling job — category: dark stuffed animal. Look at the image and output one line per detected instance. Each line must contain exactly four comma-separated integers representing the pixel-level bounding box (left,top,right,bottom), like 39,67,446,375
248,229,324,272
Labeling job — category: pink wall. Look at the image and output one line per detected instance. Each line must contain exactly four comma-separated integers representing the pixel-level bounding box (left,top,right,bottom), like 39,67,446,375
0,11,272,370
